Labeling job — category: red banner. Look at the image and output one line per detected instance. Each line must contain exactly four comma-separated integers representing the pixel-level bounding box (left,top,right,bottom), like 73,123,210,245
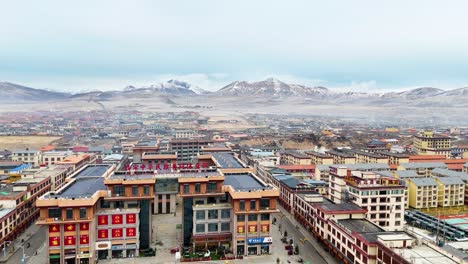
49,224,60,233
112,214,123,225
65,236,76,246
49,236,60,247
112,228,123,238
64,223,75,232
80,235,89,244
126,214,136,224
80,223,89,231
98,229,108,239
126,227,136,237
98,215,108,225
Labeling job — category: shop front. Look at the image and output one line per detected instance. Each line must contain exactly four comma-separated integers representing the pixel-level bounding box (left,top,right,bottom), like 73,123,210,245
246,237,272,255
76,253,91,264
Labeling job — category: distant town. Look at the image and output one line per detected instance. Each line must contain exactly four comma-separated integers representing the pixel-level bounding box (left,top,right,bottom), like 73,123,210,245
0,107,467,264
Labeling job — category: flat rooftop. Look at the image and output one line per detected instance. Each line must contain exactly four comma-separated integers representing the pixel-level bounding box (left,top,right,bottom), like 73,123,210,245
224,174,266,191
338,219,384,234
0,185,20,198
75,165,110,178
0,207,14,219
399,244,459,264
51,177,105,199
110,172,154,180
212,153,244,168
316,203,365,213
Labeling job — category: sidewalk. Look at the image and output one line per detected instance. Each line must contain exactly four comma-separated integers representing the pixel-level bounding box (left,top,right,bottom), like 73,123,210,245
0,223,41,263
277,206,338,264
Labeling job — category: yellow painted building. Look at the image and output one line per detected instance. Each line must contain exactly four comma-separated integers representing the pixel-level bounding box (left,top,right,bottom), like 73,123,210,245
434,177,465,207
413,131,452,158
406,178,438,209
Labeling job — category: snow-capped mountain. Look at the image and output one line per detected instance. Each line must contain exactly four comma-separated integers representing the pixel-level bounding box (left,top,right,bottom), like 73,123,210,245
216,78,328,97
0,82,69,101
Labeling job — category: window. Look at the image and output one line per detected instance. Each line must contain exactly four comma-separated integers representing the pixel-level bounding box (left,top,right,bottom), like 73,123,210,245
239,200,245,211
143,185,150,195
100,200,110,208
183,184,189,194
195,183,201,193
196,224,205,233
221,222,230,231
195,199,205,205
248,214,258,221
79,208,86,219
132,186,138,196
259,198,270,209
250,200,256,210
221,209,230,219
237,215,245,222
207,182,217,192
260,214,270,221
66,208,73,219
208,210,218,219
48,208,61,218
114,185,125,196
196,211,205,220
208,223,218,232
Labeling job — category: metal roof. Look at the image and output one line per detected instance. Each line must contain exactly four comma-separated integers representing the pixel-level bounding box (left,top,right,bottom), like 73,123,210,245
53,177,105,198
224,174,265,191
212,153,243,168
75,165,110,178
408,177,438,187
432,168,468,179
435,176,465,185
399,162,448,169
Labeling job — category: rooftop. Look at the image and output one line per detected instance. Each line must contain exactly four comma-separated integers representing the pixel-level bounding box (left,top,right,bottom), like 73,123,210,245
75,165,111,178
135,140,158,147
49,177,105,199
408,177,438,187
283,150,309,159
212,153,244,168
0,207,14,219
316,203,366,213
400,162,448,169
432,168,468,180
337,219,384,235
223,174,266,191
435,176,465,185
0,185,19,198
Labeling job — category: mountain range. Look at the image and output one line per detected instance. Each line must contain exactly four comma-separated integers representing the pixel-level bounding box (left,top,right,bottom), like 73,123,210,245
1,79,467,106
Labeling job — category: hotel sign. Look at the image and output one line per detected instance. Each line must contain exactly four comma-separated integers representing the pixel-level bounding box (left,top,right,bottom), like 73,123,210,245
247,237,273,245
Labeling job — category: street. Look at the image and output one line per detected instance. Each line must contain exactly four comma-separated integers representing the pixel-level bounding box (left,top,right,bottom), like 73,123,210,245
6,225,47,264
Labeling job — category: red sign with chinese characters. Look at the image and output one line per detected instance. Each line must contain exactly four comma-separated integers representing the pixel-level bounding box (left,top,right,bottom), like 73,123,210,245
112,228,123,238
64,223,75,232
49,236,60,247
80,223,89,231
98,215,108,225
49,224,60,233
65,236,76,246
126,214,136,224
112,214,123,225
98,229,108,239
80,235,89,244
126,228,136,237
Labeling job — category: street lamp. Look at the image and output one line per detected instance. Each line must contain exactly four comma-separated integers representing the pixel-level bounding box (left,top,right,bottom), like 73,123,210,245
1,241,12,258
18,244,29,264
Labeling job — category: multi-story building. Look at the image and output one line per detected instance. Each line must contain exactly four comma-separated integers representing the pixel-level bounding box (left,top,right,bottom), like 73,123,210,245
42,151,72,166
0,174,51,252
12,149,41,166
173,129,195,139
305,151,333,165
280,151,311,165
464,163,468,173
36,165,74,191
178,170,279,256
269,174,318,213
56,154,95,171
140,152,177,167
431,168,468,205
315,163,390,183
0,161,23,174
353,150,388,164
169,139,214,162
406,178,438,209
377,152,409,165
326,150,356,165
132,140,159,163
398,162,447,177
413,131,453,158
345,171,405,231
434,177,465,207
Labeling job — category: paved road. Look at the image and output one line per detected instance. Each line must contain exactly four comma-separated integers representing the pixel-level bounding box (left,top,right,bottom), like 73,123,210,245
7,226,47,264
276,206,338,264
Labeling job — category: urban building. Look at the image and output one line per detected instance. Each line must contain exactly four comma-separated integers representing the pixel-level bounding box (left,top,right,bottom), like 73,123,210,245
280,151,311,165
406,178,438,209
325,150,356,165
305,151,334,165
169,139,214,162
377,152,409,165
434,177,465,207
353,150,388,164
413,131,453,158
398,162,448,177
42,151,72,166
11,149,41,166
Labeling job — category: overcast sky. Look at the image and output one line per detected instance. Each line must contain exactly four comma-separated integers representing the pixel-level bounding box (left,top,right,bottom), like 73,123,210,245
1,0,468,92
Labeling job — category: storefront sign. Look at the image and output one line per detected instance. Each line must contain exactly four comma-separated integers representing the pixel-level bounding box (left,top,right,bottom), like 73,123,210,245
49,236,60,247
64,223,75,232
247,237,273,245
111,244,137,250
126,227,136,237
112,214,123,225
49,224,60,233
95,241,111,250
126,214,136,224
98,215,108,225
77,253,92,259
98,229,108,239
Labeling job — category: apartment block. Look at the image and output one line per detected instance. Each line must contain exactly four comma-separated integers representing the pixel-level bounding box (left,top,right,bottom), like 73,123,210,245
434,177,465,207
42,151,71,166
326,150,356,164
413,131,452,158
398,162,448,177
169,139,214,162
306,151,334,165
280,151,311,165
406,178,438,209
12,149,41,166
377,152,409,165
353,150,388,164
